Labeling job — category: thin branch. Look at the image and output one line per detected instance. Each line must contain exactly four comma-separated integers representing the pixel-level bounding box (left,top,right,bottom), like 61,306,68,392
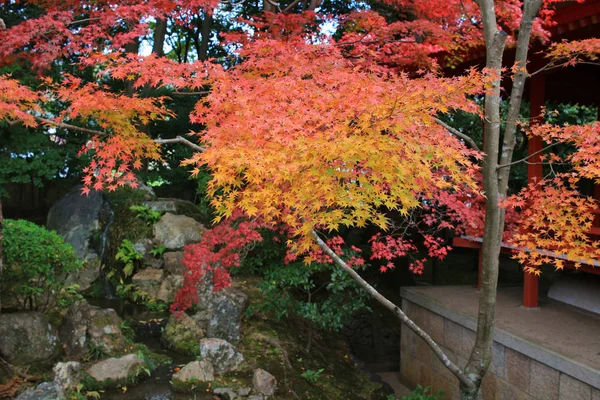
34,116,108,136
497,141,559,170
434,117,481,151
309,229,476,390
172,91,210,96
283,0,303,12
10,117,205,152
155,136,205,152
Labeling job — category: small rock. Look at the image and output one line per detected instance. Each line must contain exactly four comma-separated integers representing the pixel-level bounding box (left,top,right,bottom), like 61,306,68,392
153,213,206,250
173,361,214,383
163,251,186,275
199,338,245,374
132,268,164,298
213,387,238,400
15,382,63,400
252,369,277,396
247,395,264,400
157,274,184,304
162,313,204,355
134,239,164,269
86,354,144,384
237,387,252,396
0,312,59,366
53,361,81,392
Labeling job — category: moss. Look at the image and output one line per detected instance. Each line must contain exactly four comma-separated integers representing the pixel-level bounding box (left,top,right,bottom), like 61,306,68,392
103,188,154,275
171,378,213,393
229,277,388,400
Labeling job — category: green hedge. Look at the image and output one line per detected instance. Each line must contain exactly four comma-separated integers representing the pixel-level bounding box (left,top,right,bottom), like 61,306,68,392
1,219,82,310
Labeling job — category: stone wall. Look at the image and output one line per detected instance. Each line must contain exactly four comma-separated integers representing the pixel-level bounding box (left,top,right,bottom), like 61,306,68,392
400,296,600,400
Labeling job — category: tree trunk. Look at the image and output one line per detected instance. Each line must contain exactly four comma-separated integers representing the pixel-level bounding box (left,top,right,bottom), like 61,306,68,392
0,198,3,313
199,13,213,62
152,18,168,56
461,1,542,398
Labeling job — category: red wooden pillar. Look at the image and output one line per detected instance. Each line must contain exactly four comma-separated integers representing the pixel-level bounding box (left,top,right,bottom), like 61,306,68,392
523,73,545,308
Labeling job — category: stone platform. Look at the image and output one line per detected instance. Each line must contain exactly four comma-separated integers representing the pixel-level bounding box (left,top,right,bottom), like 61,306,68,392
400,285,600,400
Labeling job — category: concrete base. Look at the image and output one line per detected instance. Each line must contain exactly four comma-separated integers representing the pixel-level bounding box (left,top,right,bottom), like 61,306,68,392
400,286,600,400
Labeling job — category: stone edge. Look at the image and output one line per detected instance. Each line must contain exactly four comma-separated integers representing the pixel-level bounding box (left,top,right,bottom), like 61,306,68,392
400,286,600,390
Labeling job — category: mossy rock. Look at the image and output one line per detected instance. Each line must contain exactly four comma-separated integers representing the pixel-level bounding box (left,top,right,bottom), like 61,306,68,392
171,377,213,393
162,313,204,356
81,354,150,391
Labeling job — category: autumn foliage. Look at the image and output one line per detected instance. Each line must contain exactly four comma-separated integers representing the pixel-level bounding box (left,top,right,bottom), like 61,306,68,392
1,0,600,308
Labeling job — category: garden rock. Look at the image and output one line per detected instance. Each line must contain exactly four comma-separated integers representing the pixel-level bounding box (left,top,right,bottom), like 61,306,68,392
59,300,125,358
172,361,214,383
15,382,63,400
87,307,125,354
162,312,204,355
213,387,238,400
157,274,184,304
0,312,59,366
163,251,185,275
47,186,110,291
132,268,164,298
86,354,144,384
134,238,164,269
153,213,205,249
47,186,104,259
206,287,248,343
53,361,81,392
252,369,277,396
199,338,245,374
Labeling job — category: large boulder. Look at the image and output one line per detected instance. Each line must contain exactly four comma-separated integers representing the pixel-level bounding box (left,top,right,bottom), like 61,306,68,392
199,338,245,374
252,369,277,396
47,186,104,259
0,312,59,366
206,288,248,343
132,268,164,299
162,313,204,355
47,186,110,291
59,300,125,358
86,354,144,386
153,213,205,250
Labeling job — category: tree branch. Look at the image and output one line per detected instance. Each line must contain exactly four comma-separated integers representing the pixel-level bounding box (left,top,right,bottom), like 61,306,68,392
434,118,481,151
10,118,205,152
154,136,205,152
309,229,476,390
496,141,559,170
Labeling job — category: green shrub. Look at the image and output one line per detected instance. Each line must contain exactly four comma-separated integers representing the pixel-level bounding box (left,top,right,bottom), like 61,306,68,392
1,219,82,311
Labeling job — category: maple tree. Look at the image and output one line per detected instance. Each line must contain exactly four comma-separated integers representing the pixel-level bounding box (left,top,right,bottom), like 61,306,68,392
1,0,600,399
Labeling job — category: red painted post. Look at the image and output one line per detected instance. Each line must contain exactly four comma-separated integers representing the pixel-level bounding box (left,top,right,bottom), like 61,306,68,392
523,72,545,308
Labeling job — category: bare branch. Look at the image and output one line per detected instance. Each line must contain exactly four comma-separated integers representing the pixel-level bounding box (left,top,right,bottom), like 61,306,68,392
172,91,210,96
155,136,205,152
34,116,109,136
434,117,481,151
283,0,303,12
497,141,559,170
10,117,205,152
309,228,476,390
